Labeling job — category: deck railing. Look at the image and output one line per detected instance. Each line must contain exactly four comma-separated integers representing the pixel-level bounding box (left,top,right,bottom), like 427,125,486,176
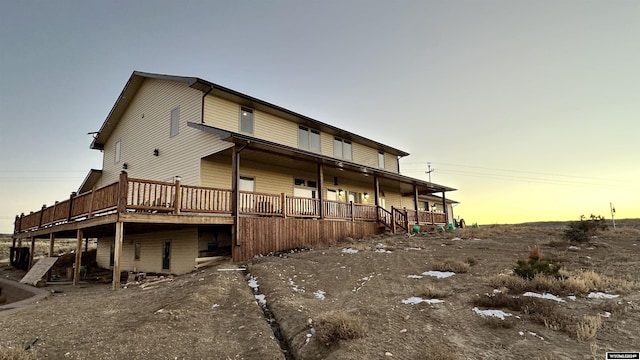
13,173,447,234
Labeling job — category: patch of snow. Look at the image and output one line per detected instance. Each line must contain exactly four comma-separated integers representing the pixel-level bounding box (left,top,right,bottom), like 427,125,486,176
567,295,577,301
407,275,423,279
305,332,313,344
342,248,359,254
518,331,524,336
422,270,455,279
451,237,462,241
473,238,481,241
255,294,267,306
528,331,545,340
602,312,611,318
588,292,619,299
288,278,305,293
375,249,392,253
523,292,565,303
568,246,580,251
405,247,422,251
472,307,512,320
314,290,326,300
586,247,595,250
361,276,371,281
402,296,444,305
211,304,220,309
247,276,259,291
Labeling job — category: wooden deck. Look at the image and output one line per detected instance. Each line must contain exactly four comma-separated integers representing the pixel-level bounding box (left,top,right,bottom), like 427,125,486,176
13,173,447,236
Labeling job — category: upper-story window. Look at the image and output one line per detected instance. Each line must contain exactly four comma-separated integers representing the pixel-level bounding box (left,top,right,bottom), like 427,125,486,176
170,107,180,137
378,151,385,169
298,126,320,152
115,140,121,164
333,137,352,161
240,107,254,134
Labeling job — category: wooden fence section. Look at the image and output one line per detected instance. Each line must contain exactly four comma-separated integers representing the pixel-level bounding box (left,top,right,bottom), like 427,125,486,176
233,217,380,261
406,209,447,225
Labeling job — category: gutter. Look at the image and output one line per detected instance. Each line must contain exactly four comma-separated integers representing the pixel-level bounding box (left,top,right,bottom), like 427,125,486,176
200,85,213,124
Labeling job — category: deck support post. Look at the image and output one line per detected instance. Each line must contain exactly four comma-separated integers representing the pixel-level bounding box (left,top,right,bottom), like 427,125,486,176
28,237,35,270
413,185,419,224
373,176,380,222
112,222,124,290
73,229,83,285
231,146,241,246
317,164,324,219
442,192,448,225
174,177,182,215
47,233,55,282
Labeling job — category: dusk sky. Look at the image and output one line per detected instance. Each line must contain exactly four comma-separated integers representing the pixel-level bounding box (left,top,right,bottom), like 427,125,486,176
1,1,639,233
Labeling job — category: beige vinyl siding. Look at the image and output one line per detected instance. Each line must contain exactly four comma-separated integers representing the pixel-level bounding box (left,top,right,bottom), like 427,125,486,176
98,78,232,188
204,95,300,148
320,133,334,158
201,156,317,195
384,153,399,172
96,228,198,275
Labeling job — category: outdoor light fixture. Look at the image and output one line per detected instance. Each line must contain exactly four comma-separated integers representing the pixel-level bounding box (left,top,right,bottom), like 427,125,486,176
363,192,369,199
338,189,344,196
122,163,128,170
153,148,159,156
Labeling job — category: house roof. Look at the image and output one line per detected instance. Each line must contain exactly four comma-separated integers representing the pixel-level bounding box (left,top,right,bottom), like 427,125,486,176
91,71,409,157
188,122,456,194
77,169,103,193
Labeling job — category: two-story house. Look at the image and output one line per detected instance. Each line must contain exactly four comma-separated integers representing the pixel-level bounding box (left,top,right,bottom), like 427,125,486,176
12,71,457,288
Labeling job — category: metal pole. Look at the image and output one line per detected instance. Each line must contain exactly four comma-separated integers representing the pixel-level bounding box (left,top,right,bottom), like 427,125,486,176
610,202,616,229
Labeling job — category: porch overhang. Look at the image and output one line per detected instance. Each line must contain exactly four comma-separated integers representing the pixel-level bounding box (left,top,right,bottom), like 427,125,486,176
188,122,456,195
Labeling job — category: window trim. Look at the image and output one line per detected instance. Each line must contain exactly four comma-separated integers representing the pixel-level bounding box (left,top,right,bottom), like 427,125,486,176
240,107,254,134
114,140,121,164
170,107,180,137
378,151,385,169
333,137,352,160
298,125,320,152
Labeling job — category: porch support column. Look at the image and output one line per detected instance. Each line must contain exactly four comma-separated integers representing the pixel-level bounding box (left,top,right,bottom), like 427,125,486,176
28,236,35,270
73,229,83,285
317,163,324,219
47,233,56,282
373,176,380,222
112,222,124,290
231,146,240,246
442,192,448,225
413,185,419,224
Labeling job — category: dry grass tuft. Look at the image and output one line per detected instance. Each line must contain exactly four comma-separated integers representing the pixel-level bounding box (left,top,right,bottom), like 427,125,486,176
0,346,37,360
488,268,637,296
424,342,458,360
430,259,470,274
465,257,478,266
545,239,569,248
419,284,450,299
315,312,367,346
348,242,371,252
576,315,603,341
481,316,515,329
534,355,562,360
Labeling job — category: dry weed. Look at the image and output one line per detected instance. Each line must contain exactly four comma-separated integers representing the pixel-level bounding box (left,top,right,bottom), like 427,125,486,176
315,311,366,346
464,257,478,266
0,346,37,360
430,259,469,273
419,284,450,299
424,342,458,360
576,315,603,341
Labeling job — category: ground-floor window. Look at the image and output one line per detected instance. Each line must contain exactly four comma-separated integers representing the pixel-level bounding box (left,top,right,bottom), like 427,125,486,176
293,178,317,198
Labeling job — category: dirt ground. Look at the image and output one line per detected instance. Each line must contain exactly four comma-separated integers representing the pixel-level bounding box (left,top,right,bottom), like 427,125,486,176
1,221,639,359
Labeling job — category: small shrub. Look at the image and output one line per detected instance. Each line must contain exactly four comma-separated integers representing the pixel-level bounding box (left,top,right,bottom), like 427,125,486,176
465,257,478,266
564,219,608,243
514,246,561,280
576,315,603,341
315,312,366,346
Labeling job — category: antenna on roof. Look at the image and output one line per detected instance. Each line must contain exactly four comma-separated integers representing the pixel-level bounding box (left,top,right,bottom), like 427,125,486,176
87,131,99,139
